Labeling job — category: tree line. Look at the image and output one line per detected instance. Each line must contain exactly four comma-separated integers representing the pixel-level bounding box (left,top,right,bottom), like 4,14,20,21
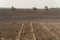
11,6,48,11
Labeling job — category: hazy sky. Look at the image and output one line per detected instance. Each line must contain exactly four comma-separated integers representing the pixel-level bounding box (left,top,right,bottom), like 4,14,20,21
0,0,60,8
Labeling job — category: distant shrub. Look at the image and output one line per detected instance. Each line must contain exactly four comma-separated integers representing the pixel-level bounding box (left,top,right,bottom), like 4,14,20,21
45,6,48,10
32,7,37,10
11,6,16,11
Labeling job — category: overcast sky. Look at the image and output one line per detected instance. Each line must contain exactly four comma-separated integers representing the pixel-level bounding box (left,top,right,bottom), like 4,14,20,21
0,0,60,8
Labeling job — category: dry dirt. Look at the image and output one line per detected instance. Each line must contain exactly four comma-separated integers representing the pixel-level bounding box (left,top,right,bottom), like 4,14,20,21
0,21,60,40
0,9,60,40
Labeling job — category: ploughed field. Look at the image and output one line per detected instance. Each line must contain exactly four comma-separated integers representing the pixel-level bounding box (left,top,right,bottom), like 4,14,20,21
0,21,60,40
0,9,60,40
0,9,60,21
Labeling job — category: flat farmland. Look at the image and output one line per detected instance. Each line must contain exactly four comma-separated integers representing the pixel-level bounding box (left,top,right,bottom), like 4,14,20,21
0,21,23,40
0,22,60,40
0,9,60,40
0,9,60,22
